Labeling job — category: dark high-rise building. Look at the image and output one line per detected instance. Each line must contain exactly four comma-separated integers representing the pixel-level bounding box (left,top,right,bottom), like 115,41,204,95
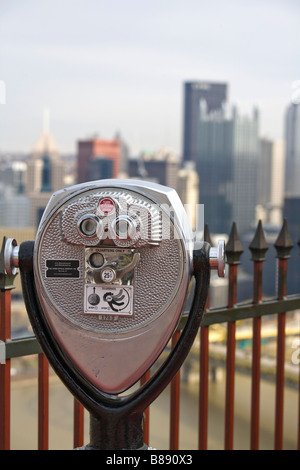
182,80,259,234
87,157,114,181
182,81,228,162
195,103,259,234
283,196,300,295
285,103,300,196
129,149,179,190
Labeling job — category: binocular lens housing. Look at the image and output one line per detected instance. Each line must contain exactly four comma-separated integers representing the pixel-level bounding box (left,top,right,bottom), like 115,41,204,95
112,215,137,240
78,215,100,238
77,214,137,242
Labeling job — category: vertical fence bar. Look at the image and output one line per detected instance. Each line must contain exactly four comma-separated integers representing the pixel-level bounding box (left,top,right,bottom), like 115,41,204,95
199,325,209,449
250,313,261,449
298,363,300,450
224,300,236,450
38,353,49,450
249,220,268,449
297,237,300,451
224,223,243,450
198,224,212,450
140,369,151,447
0,237,19,450
274,220,293,450
169,330,181,450
0,289,12,450
73,399,84,449
274,291,286,450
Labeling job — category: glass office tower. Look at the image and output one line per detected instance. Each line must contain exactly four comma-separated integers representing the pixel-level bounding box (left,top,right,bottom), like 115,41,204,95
183,81,228,163
182,81,259,234
285,103,300,197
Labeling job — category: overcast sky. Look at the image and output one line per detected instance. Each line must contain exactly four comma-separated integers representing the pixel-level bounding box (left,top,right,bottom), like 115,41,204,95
0,0,299,155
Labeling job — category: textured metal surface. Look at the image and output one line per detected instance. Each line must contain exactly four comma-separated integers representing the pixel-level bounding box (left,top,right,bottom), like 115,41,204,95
36,212,185,334
61,189,163,248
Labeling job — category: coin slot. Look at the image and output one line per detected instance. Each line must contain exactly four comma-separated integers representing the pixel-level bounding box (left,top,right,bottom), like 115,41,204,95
89,252,104,269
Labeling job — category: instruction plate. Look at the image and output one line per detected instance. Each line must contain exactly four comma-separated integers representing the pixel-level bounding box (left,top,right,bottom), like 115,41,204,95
84,284,133,316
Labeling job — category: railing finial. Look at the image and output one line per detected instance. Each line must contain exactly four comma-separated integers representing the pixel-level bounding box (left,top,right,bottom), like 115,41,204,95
274,219,293,259
249,220,268,262
225,222,243,265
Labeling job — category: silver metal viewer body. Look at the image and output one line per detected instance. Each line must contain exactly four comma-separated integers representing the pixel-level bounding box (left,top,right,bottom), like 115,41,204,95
32,179,196,394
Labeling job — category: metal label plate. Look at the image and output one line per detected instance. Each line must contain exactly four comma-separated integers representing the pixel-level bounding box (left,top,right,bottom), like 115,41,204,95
46,260,80,278
84,285,134,316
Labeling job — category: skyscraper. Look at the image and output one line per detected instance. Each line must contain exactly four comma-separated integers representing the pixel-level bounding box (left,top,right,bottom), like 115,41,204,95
0,161,30,227
195,103,259,234
77,134,128,183
182,81,228,162
283,196,300,294
129,148,179,190
230,108,259,233
26,129,65,227
283,103,300,294
284,103,300,196
256,139,285,226
87,157,114,181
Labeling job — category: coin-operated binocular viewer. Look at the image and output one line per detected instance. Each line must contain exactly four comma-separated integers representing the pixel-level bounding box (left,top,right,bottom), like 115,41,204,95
5,180,224,450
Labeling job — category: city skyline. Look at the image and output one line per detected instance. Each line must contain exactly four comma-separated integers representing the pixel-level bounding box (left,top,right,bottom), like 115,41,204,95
0,0,299,155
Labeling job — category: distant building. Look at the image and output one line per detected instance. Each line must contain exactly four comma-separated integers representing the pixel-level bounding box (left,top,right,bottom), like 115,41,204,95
195,101,233,233
283,104,300,295
0,160,27,194
128,148,179,190
26,129,65,227
283,196,300,295
257,138,273,211
0,185,30,228
0,158,30,228
87,157,114,181
285,103,300,196
194,102,259,234
115,131,130,177
182,81,228,162
256,139,285,226
182,80,263,234
77,134,128,183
